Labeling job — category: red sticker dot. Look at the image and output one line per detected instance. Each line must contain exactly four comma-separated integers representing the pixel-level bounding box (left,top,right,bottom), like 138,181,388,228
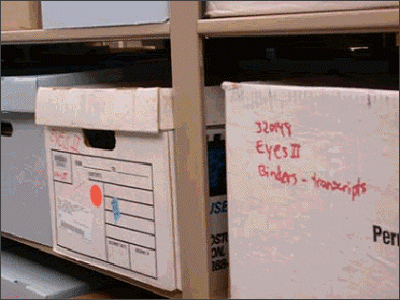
90,185,102,207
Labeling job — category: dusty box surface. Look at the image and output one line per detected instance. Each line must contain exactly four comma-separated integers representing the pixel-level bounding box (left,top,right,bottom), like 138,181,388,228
223,82,399,299
1,69,124,113
205,1,399,18
35,86,227,292
41,1,169,29
1,69,124,247
1,114,52,246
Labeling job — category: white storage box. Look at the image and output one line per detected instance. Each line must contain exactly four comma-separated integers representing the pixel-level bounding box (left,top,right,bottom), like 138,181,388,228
41,1,169,29
1,69,125,247
223,82,399,298
35,85,227,292
205,1,399,18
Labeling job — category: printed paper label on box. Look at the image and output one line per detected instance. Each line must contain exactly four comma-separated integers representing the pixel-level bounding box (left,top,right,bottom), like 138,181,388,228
57,196,93,243
52,149,158,279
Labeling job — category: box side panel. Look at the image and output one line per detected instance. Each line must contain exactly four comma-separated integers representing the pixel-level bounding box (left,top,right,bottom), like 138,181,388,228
167,130,181,290
2,69,125,114
170,85,227,292
169,126,230,293
1,115,53,247
207,128,229,296
41,1,169,29
44,126,178,291
225,83,399,298
1,77,37,113
205,1,399,18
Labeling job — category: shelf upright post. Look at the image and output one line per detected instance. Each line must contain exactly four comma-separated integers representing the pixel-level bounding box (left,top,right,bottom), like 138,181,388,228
169,1,215,299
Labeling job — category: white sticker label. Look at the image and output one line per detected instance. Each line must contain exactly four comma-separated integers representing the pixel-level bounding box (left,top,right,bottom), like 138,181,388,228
57,197,93,243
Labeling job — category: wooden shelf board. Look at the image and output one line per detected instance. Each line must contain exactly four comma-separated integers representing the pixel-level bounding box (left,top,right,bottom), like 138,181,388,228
1,22,170,45
1,232,182,299
198,8,399,37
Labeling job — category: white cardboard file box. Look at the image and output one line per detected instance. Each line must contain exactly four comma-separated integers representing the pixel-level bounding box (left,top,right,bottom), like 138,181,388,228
41,1,169,29
35,85,227,292
1,69,125,247
223,82,399,299
205,1,399,18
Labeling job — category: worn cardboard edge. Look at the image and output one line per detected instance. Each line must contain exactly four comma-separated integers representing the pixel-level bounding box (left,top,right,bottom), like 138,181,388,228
167,130,181,290
222,81,400,95
53,245,179,295
35,85,225,132
205,1,399,18
35,86,164,133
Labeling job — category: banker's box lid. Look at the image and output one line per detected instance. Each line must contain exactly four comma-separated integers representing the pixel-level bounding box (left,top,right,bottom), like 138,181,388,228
35,85,225,133
35,86,173,133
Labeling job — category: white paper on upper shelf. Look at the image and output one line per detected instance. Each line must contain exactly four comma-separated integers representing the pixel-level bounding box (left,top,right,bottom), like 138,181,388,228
206,1,399,18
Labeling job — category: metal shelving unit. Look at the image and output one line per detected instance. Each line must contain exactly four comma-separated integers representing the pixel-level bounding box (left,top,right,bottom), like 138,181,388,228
1,2,399,299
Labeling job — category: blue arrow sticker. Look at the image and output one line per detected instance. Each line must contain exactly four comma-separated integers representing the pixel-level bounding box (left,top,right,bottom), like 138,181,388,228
111,197,120,223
